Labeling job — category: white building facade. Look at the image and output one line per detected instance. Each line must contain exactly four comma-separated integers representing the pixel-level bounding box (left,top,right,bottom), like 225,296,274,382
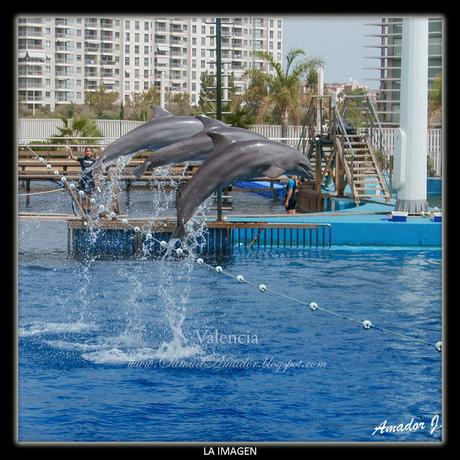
17,15,283,112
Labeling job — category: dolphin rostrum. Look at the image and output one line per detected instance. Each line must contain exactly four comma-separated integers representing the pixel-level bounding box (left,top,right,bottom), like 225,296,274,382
171,132,314,239
132,117,268,179
95,105,205,167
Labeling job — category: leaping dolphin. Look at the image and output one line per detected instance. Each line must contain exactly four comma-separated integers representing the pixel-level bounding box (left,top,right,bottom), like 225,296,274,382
95,106,205,167
132,116,268,179
171,132,314,239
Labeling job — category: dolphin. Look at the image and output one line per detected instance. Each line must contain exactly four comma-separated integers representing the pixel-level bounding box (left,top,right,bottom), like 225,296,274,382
171,132,314,239
132,116,268,179
95,105,205,167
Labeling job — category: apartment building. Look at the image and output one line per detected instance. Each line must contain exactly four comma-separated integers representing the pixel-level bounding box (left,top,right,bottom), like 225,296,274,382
17,15,283,112
364,17,443,126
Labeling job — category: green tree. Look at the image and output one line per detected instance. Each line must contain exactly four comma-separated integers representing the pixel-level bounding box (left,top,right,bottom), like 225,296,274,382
244,48,323,140
198,71,216,115
125,86,160,120
166,92,193,115
428,72,442,127
85,84,119,118
338,86,368,129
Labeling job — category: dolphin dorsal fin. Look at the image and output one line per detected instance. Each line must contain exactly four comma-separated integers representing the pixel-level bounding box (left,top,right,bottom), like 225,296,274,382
150,105,173,119
195,115,228,130
206,131,235,150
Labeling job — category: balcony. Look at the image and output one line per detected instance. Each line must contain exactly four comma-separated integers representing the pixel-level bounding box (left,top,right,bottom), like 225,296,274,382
100,20,114,29
85,33,99,41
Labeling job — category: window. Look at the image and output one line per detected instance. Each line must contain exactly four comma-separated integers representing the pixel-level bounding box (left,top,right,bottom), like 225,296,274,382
125,32,130,41
134,80,139,90
192,83,196,91
135,69,139,78
135,33,140,42
277,41,281,50
125,20,130,29
125,81,129,90
201,37,205,46
144,21,149,30
192,59,196,68
135,57,139,66
201,60,205,68
278,20,282,28
192,48,196,57
192,37,196,45
192,25,196,33
125,56,130,65
144,81,149,90
144,34,149,43
144,57,149,66
135,21,139,30
201,49,205,57
125,45,130,54
135,45,139,54
201,25,205,34
144,69,149,78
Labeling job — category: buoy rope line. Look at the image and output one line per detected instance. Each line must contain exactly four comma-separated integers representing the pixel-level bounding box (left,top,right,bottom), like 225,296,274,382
99,218,442,354
18,188,65,197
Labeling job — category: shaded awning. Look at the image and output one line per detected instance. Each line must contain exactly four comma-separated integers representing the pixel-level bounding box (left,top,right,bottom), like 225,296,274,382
26,51,49,60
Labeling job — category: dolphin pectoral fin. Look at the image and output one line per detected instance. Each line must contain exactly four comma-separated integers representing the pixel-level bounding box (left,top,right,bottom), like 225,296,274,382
150,105,173,119
133,161,151,180
263,165,285,178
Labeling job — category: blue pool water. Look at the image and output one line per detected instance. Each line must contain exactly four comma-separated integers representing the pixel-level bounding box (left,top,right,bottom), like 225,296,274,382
18,220,442,443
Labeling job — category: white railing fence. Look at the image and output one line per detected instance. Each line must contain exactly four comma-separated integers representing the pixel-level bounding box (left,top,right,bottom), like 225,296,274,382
17,119,443,176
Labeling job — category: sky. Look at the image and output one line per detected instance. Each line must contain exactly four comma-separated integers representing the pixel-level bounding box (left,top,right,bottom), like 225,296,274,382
282,16,381,89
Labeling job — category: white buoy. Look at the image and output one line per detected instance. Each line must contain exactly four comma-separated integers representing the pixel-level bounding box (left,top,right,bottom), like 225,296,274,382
38,157,44,162
309,302,318,311
78,190,84,196
176,248,183,256
99,205,105,213
236,275,245,282
69,183,75,189
122,218,128,224
90,198,96,204
145,233,152,240
258,284,267,292
435,341,442,352
54,170,59,175
134,226,140,232
61,176,67,182
362,320,373,330
46,164,52,169
110,211,116,219
215,266,223,273
196,258,204,264
160,240,167,248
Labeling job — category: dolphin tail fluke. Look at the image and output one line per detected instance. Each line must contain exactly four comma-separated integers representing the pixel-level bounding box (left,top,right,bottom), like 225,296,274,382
171,222,186,240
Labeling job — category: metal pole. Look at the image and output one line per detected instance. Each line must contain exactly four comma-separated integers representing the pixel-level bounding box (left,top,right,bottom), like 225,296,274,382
160,71,166,108
216,17,223,221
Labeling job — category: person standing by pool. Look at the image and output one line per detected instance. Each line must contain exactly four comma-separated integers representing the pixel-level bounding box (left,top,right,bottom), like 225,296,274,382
284,175,299,215
66,145,98,214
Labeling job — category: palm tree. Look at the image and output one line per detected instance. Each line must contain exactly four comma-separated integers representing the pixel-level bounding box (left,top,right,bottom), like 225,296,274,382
54,116,102,146
245,48,324,141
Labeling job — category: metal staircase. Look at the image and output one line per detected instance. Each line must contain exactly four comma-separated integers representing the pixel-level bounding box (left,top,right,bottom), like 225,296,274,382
298,95,392,204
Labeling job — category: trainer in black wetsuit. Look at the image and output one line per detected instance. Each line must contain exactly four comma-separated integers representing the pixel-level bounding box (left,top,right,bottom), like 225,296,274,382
284,176,298,214
66,145,98,214
76,155,96,193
